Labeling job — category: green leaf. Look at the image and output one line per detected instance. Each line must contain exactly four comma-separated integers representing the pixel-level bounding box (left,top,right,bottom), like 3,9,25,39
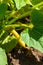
0,31,17,52
20,29,43,53
29,37,43,53
14,0,30,9
2,36,17,52
0,48,7,65
27,9,43,53
14,0,26,9
0,3,7,20
39,36,43,47
20,29,30,45
31,9,43,35
30,0,43,5
29,28,43,53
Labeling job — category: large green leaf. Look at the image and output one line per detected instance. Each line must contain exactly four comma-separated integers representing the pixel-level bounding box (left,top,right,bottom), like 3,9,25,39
0,3,7,20
29,28,43,53
0,31,17,52
31,9,43,35
0,48,7,65
29,9,43,52
29,37,43,53
20,29,43,53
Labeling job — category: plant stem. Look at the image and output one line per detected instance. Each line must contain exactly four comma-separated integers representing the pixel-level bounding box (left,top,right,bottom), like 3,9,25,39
6,10,16,20
8,11,30,24
33,2,43,9
11,29,26,47
5,23,34,29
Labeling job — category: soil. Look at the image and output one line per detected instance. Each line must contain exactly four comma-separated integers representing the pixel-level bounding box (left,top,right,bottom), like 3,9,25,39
7,47,43,65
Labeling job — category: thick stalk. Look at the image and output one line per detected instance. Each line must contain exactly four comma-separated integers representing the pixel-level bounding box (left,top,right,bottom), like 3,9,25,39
11,29,26,47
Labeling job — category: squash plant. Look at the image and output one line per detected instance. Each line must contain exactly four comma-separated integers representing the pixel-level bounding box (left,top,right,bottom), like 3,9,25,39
0,0,43,64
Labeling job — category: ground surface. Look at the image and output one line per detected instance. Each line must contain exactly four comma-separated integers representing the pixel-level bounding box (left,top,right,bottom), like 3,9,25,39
7,47,43,65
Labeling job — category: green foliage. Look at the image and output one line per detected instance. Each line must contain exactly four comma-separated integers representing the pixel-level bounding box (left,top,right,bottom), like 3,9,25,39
1,36,17,52
14,0,31,9
0,0,43,64
20,29,43,53
0,31,17,52
14,0,26,9
20,1,43,53
31,9,43,29
0,3,7,20
20,29,30,45
0,48,7,65
30,0,43,5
